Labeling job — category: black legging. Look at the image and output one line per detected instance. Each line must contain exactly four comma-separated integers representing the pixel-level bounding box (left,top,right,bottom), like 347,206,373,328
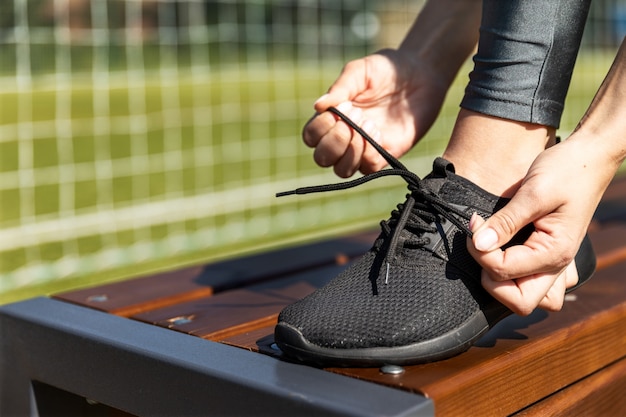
461,0,592,128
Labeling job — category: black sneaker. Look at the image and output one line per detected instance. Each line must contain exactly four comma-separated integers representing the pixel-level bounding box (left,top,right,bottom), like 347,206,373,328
274,107,596,367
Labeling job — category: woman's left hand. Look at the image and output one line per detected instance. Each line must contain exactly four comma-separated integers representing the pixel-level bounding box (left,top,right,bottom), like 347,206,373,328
467,135,615,315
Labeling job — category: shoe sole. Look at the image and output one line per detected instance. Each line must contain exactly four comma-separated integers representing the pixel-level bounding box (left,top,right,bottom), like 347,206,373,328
275,234,596,367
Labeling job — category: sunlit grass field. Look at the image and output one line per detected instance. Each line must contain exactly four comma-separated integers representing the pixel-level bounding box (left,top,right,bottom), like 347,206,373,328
0,50,618,304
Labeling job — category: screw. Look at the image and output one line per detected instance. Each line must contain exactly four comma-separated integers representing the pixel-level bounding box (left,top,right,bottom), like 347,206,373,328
380,364,405,375
87,294,108,303
168,316,194,326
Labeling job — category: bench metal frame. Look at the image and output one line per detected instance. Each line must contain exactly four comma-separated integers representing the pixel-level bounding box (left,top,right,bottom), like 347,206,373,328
1,297,433,417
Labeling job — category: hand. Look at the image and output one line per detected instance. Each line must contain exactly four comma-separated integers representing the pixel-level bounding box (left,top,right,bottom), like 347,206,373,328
469,214,580,315
303,49,449,177
467,136,615,315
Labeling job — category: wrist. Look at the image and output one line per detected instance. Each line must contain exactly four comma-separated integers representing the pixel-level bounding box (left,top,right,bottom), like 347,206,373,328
376,48,449,96
564,130,623,183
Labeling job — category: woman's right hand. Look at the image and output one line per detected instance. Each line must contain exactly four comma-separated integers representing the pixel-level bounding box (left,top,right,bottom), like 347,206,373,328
303,49,450,177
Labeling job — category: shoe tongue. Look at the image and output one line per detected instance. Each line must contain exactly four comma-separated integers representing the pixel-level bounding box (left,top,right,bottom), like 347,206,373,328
421,157,455,193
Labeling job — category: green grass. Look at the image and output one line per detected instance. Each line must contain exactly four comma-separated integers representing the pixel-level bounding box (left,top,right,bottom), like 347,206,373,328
0,51,619,305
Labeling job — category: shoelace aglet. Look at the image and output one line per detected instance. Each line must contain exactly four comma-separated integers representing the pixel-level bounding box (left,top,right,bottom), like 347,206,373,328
385,262,390,285
276,190,295,197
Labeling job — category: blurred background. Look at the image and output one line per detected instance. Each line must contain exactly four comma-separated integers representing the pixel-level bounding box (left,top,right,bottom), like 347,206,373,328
0,0,623,304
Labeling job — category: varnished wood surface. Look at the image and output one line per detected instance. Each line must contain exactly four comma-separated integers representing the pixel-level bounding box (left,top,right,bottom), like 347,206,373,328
54,265,212,317
54,231,375,317
131,266,346,339
512,356,626,417
53,176,626,416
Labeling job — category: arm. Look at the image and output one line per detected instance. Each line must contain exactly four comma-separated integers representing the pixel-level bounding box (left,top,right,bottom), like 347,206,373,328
397,0,482,90
304,0,481,177
574,37,626,167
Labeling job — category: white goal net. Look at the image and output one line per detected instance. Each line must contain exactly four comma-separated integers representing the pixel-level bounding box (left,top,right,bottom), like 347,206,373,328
0,0,618,301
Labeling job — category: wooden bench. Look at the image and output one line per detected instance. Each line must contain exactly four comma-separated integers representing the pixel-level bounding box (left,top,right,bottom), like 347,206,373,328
2,176,626,416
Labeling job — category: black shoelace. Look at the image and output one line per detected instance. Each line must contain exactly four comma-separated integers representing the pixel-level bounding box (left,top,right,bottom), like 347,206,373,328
277,107,473,282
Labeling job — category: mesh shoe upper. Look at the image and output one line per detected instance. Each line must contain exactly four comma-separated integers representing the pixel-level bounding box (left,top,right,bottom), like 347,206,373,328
277,158,507,350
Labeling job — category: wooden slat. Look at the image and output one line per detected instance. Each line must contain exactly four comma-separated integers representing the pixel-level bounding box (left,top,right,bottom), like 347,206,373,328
512,357,626,416
53,231,375,317
52,266,212,317
130,263,350,339
589,224,626,270
218,325,276,352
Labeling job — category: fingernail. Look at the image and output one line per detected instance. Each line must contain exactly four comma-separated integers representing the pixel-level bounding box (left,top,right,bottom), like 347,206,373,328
349,107,363,124
336,101,352,113
469,212,484,232
314,94,329,106
475,228,498,251
469,212,478,231
361,120,380,142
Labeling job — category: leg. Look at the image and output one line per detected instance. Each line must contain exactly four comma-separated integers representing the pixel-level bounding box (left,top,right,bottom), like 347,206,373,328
443,0,591,197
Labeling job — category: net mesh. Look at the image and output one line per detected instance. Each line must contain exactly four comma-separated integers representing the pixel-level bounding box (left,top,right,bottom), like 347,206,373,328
0,0,621,301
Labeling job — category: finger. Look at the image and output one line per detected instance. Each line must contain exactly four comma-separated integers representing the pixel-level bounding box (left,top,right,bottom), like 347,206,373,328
564,259,580,289
312,121,353,168
535,260,579,312
469,213,545,281
537,272,567,312
471,223,576,282
304,101,358,149
470,237,537,281
482,269,560,316
313,104,364,168
468,208,571,281
472,186,544,252
333,131,365,178
358,119,388,174
302,111,336,148
314,60,369,113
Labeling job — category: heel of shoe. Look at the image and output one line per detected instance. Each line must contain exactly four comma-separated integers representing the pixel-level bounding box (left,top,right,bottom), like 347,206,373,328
566,234,596,293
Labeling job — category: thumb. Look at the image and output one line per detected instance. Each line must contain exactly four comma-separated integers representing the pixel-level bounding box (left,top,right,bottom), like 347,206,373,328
313,92,348,114
314,62,369,113
472,193,539,252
